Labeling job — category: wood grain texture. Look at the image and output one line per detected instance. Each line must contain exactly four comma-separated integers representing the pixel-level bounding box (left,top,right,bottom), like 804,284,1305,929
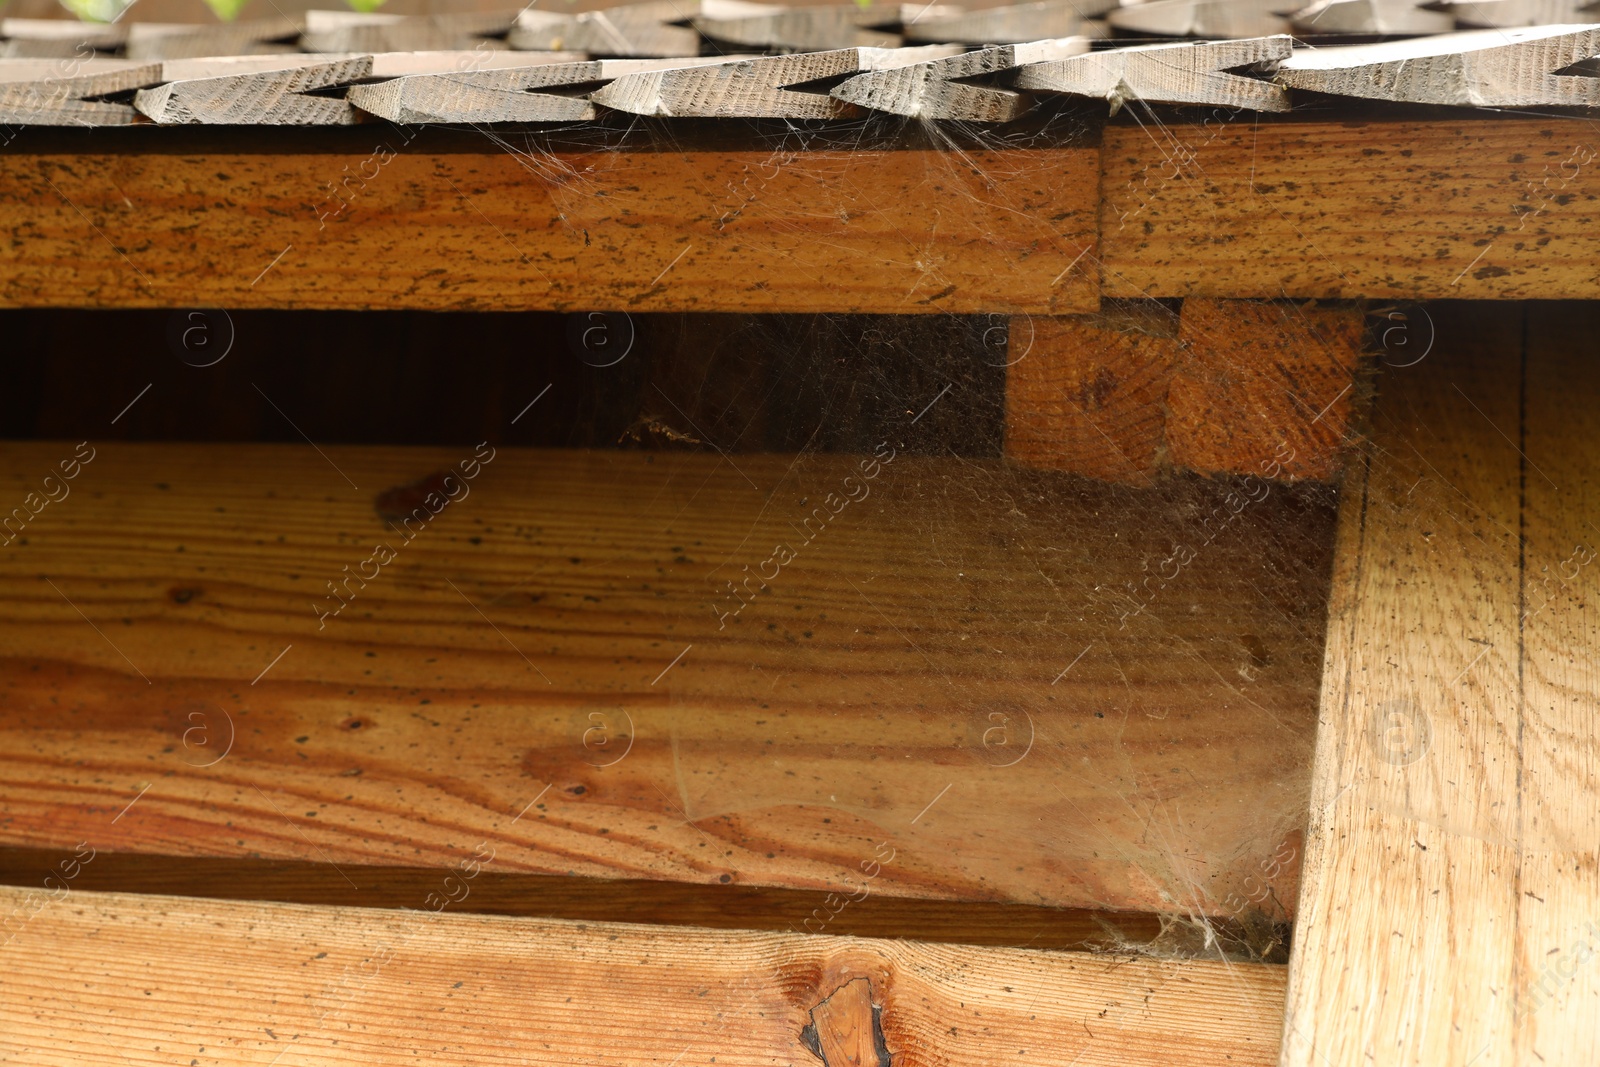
1100,119,1600,300
831,38,1087,122
0,131,1099,313
1167,299,1364,481
0,887,1290,1066
0,443,1333,919
1511,301,1600,1064
1004,307,1179,484
0,58,162,125
1277,26,1600,107
1280,301,1600,1064
589,46,962,118
133,55,374,125
1005,299,1363,483
1013,37,1292,113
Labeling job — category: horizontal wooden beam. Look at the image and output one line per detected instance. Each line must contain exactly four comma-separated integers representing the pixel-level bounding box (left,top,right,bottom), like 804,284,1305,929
0,128,1098,314
0,886,1289,1066
0,442,1332,921
1100,117,1600,301
3,117,1599,308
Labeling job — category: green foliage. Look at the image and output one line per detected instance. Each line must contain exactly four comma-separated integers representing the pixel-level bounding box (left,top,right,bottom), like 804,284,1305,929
345,0,388,11
201,0,251,20
55,0,133,22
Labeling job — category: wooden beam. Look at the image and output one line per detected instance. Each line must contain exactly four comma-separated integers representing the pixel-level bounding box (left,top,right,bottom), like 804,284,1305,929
1005,299,1364,482
1004,306,1181,484
0,887,1289,1065
1099,118,1600,300
1167,299,1365,481
1282,301,1600,1064
0,443,1332,919
0,129,1099,313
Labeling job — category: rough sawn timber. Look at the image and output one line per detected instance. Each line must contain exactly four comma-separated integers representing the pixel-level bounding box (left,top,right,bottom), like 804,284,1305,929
0,443,1333,917
0,129,1099,314
0,887,1289,1066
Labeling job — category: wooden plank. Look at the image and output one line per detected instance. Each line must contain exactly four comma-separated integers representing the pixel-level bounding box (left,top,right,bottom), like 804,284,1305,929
831,38,1087,122
1510,301,1600,1064
0,886,1289,1066
1276,26,1600,107
1099,118,1600,300
134,55,374,125
0,443,1332,919
0,130,1100,313
1280,302,1538,1063
348,56,725,124
589,46,962,118
1013,37,1292,113
0,58,163,125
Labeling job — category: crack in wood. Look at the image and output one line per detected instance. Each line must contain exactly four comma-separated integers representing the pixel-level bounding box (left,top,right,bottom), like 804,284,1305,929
802,977,892,1067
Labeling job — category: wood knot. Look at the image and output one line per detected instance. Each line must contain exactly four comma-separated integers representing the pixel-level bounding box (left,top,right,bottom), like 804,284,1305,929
800,977,891,1067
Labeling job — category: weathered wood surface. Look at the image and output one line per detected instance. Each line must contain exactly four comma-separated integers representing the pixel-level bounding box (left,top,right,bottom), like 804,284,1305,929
1099,118,1600,300
589,46,962,118
1283,302,1600,1064
0,57,161,125
347,56,729,124
0,887,1290,1066
0,132,1099,313
1276,25,1600,107
831,38,1087,122
1013,37,1292,112
123,18,301,61
509,0,762,57
134,55,374,125
0,444,1332,918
